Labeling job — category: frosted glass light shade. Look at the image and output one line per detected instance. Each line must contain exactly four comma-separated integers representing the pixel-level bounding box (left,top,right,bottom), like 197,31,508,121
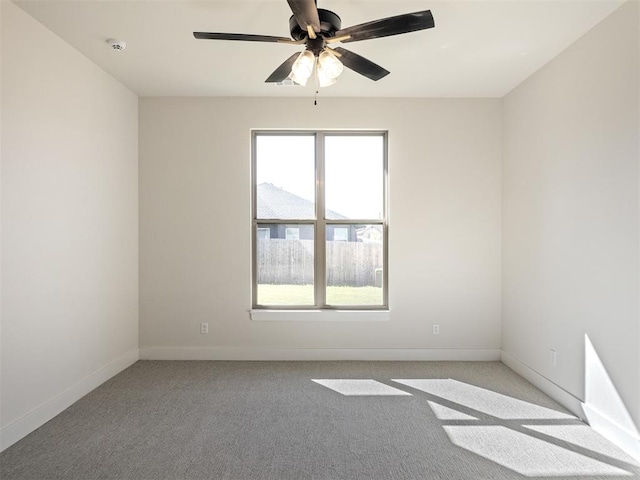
318,49,343,79
289,50,315,85
317,63,337,88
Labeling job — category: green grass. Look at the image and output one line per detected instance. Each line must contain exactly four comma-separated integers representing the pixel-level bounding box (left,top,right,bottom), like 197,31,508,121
257,284,383,306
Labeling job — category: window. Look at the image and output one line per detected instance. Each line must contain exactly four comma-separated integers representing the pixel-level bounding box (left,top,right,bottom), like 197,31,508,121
257,228,270,240
285,227,300,240
333,227,349,242
252,131,387,309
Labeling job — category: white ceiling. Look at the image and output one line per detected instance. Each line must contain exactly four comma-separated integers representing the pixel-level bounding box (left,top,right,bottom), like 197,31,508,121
15,0,624,98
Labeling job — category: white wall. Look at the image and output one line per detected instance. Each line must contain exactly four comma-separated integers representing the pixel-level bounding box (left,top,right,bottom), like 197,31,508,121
1,2,139,450
502,0,639,453
139,97,502,358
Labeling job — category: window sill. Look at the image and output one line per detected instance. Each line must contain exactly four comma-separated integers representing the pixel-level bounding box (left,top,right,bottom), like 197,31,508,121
250,309,390,322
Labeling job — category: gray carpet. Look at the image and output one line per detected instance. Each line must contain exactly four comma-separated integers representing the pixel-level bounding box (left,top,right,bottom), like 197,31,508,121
1,361,639,480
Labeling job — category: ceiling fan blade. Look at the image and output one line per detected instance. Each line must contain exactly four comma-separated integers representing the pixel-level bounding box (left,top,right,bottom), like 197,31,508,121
334,10,434,43
332,47,390,81
287,0,321,37
194,32,301,44
265,52,301,83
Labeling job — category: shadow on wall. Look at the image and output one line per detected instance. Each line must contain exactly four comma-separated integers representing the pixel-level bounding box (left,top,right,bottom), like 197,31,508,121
583,334,640,461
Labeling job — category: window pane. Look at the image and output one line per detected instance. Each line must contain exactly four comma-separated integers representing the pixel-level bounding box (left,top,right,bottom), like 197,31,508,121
326,224,383,306
256,223,314,305
285,227,299,240
256,135,315,219
325,136,384,220
333,227,349,242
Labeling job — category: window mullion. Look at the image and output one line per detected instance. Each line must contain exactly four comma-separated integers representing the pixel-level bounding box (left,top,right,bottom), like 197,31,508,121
251,132,258,308
315,133,326,308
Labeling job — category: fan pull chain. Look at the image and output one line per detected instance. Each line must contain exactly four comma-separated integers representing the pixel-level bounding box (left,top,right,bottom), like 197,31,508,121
313,57,319,106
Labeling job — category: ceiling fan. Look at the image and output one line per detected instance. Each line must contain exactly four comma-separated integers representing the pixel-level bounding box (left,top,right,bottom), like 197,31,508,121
193,0,435,87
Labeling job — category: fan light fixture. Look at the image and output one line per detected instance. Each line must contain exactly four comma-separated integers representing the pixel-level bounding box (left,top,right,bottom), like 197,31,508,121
289,48,343,87
193,1,436,88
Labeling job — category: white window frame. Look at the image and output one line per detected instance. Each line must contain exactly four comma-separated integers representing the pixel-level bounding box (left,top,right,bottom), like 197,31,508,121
251,130,388,310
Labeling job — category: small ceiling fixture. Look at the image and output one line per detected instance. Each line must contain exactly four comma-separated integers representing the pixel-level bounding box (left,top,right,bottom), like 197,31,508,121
106,38,126,51
193,0,435,88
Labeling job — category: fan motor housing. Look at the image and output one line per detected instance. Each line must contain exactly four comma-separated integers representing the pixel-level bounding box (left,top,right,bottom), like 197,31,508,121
289,9,341,41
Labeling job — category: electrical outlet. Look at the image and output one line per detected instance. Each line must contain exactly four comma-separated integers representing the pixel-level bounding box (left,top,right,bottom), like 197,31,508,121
550,349,557,366
433,324,440,335
200,322,209,334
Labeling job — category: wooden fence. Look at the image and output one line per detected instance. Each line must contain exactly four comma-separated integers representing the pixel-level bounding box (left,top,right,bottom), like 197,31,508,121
257,238,383,287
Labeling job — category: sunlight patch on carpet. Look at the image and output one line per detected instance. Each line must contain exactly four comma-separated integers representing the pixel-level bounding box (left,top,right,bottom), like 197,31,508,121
393,379,574,420
444,425,633,477
524,424,639,466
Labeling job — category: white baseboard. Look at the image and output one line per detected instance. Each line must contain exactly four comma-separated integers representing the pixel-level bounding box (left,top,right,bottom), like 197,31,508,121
500,351,585,419
140,347,502,361
0,348,139,452
501,350,640,463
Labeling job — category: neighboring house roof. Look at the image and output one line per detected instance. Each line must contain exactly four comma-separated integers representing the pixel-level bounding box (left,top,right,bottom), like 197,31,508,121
257,183,346,220
357,224,383,242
